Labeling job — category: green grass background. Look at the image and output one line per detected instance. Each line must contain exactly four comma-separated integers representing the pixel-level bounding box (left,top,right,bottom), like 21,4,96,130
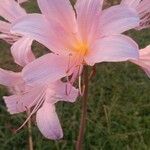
0,0,150,149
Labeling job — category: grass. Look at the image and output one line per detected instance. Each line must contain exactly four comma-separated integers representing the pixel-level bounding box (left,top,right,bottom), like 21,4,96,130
0,0,150,149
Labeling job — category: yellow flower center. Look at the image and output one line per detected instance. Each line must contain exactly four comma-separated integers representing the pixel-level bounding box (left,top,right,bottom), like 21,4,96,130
72,42,88,55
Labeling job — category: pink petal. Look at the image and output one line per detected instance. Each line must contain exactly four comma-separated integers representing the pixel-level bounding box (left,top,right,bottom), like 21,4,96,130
37,0,77,34
131,45,150,77
11,37,35,67
4,86,43,114
121,0,150,30
36,102,63,140
85,35,139,66
11,14,75,55
17,0,28,4
0,34,18,44
0,21,18,44
0,21,11,33
0,0,26,22
136,0,150,30
121,0,140,7
99,5,139,36
54,81,78,103
0,21,12,42
46,80,78,104
75,0,103,44
137,0,150,15
0,68,22,87
22,53,72,86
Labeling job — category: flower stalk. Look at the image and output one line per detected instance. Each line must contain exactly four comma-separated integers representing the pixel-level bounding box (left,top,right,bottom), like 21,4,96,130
27,110,34,150
76,66,89,150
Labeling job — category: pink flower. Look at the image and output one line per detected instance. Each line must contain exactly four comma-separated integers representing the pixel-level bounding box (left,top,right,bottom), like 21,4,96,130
0,68,78,139
12,0,140,86
0,0,35,66
130,45,150,77
121,0,150,30
0,0,26,43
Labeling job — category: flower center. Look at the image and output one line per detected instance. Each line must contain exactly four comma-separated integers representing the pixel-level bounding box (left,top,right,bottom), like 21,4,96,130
72,42,88,55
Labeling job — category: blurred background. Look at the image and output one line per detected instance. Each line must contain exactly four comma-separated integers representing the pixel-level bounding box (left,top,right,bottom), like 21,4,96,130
0,0,150,149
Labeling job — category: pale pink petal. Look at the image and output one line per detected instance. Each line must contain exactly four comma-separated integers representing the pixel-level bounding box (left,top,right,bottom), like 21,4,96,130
0,21,11,33
37,0,77,34
4,87,43,114
75,0,103,44
55,82,79,103
0,21,19,43
121,0,150,30
11,37,35,67
0,21,12,42
136,0,150,30
22,53,73,86
11,14,52,49
36,102,63,140
121,0,141,8
0,0,26,22
17,0,28,4
131,45,150,77
0,33,18,44
99,5,139,36
0,68,22,87
85,35,139,66
46,80,78,104
137,0,150,16
11,14,75,55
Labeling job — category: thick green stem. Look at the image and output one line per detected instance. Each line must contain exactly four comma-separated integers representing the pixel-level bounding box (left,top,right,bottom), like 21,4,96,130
76,66,89,150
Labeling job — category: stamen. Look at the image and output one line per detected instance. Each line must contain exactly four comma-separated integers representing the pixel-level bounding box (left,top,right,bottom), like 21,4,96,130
65,47,85,95
15,88,45,113
66,65,80,95
79,75,82,95
16,90,46,131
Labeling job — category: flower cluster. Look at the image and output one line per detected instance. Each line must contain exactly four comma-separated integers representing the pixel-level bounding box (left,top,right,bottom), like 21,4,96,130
0,0,150,140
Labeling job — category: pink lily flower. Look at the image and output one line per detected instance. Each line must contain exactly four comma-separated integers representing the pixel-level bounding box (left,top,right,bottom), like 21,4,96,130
12,0,140,86
0,68,78,139
121,0,150,30
130,45,150,77
0,0,35,67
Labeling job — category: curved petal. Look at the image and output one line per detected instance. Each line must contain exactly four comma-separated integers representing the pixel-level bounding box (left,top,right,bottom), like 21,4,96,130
36,102,63,140
37,0,77,34
137,0,150,15
53,81,79,103
4,87,43,114
99,5,139,36
136,0,150,30
121,0,140,8
46,80,78,104
0,33,18,44
0,21,12,42
121,0,150,30
17,0,28,4
11,14,75,55
0,0,26,22
22,53,73,86
11,37,35,67
85,35,139,66
0,68,21,87
0,21,11,33
75,0,103,43
131,45,150,77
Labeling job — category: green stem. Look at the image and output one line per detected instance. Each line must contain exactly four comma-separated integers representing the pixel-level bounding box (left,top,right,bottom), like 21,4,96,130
76,66,89,150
